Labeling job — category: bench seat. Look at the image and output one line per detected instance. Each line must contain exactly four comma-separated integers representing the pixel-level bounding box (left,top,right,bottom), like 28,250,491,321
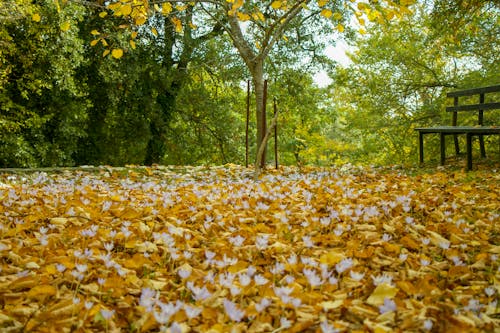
416,126,500,170
415,84,499,170
415,126,500,134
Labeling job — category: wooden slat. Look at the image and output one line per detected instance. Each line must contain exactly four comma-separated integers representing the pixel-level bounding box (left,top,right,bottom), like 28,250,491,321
446,102,500,112
415,126,500,134
447,84,500,97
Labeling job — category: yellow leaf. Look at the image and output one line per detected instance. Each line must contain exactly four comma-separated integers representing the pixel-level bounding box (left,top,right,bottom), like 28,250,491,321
60,21,70,31
271,1,282,9
382,242,400,253
336,24,345,32
91,29,100,36
129,39,136,49
135,16,147,25
108,2,120,11
367,9,380,21
90,39,99,46
45,264,57,275
227,260,248,273
32,13,41,22
27,285,57,299
99,11,108,18
357,2,368,10
121,4,132,16
374,325,392,333
9,276,38,291
427,230,450,247
123,253,148,269
317,0,328,7
255,11,265,21
146,280,167,290
151,27,158,36
366,283,398,306
111,49,123,59
319,300,343,310
237,12,250,21
171,17,182,33
103,49,110,57
333,12,342,20
321,9,332,18
162,3,172,15
110,195,122,202
50,217,68,226
131,31,138,39
319,251,344,265
231,0,244,11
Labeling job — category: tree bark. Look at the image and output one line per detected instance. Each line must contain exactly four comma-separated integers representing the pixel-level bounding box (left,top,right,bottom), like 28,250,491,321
222,1,307,168
252,62,266,166
254,106,279,179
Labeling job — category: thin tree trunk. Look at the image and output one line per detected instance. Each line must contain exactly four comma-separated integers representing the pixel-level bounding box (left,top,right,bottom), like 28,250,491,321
245,80,250,168
261,79,268,168
252,60,265,166
223,2,305,170
254,106,279,179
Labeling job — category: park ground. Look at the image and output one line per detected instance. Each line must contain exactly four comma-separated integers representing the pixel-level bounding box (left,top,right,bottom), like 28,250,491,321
0,164,499,332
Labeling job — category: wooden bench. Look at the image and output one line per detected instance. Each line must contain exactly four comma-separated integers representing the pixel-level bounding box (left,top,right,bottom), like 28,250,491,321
415,84,500,170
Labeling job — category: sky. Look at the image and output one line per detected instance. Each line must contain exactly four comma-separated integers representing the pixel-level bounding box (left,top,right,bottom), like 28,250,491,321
313,39,352,87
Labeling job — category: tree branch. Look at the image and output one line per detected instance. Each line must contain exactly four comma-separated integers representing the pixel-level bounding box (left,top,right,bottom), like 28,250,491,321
260,0,310,60
225,8,258,68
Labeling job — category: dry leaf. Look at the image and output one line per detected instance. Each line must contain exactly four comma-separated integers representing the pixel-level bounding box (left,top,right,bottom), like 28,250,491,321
366,283,399,306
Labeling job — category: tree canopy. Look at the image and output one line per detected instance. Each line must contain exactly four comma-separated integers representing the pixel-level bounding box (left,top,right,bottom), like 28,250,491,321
0,0,498,167
62,0,418,171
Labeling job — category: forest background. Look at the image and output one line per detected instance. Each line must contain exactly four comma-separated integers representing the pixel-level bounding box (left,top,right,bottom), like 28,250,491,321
0,0,498,168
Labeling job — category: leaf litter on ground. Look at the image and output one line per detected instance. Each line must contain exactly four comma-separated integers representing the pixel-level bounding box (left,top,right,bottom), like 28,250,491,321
0,164,498,332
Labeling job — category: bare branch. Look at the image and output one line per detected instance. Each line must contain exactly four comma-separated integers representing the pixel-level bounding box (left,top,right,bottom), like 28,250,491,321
66,0,106,8
260,0,310,60
228,19,258,66
67,0,219,10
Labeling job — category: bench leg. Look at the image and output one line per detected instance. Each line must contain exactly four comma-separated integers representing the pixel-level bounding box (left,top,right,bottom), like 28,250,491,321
479,135,486,158
453,134,460,155
440,133,446,165
466,134,473,171
418,132,424,164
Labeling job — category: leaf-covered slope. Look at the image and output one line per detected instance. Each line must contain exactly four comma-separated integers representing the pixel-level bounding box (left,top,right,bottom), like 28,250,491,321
0,165,498,332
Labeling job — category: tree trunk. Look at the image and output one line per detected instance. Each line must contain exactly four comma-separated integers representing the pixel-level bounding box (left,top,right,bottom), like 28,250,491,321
254,105,279,179
251,59,266,167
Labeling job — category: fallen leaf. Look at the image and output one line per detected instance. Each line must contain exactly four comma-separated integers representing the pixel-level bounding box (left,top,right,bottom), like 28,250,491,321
366,283,399,306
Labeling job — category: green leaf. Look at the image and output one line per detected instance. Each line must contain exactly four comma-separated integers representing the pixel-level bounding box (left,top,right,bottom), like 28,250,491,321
60,21,70,32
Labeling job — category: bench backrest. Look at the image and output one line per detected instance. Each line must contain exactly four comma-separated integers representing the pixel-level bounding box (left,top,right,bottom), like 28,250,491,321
446,84,500,126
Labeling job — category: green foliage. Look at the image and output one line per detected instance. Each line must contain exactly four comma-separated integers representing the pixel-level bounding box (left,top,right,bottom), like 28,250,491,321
0,0,497,168
165,70,246,165
331,2,499,166
0,0,89,167
268,69,344,166
76,48,173,166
